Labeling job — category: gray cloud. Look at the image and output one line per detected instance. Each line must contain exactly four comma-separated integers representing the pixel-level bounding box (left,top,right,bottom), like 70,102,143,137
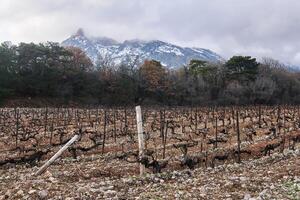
1,0,300,65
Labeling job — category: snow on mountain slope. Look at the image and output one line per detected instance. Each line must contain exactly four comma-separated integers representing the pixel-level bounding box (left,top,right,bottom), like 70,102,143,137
61,29,223,68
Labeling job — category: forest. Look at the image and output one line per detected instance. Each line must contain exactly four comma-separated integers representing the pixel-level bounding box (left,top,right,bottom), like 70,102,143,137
1,42,300,106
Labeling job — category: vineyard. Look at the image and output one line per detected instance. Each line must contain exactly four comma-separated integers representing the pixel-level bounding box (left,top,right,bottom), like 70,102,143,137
0,106,300,199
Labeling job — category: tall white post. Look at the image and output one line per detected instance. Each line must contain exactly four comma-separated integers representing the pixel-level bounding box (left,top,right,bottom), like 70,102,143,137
135,106,145,175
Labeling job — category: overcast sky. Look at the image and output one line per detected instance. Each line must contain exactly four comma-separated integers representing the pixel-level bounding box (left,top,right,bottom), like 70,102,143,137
1,0,300,65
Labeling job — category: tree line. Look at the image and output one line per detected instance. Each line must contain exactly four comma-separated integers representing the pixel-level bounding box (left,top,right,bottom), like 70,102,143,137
0,42,300,106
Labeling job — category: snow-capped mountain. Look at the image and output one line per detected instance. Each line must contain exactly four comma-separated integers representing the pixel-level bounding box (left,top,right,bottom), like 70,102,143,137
62,29,223,68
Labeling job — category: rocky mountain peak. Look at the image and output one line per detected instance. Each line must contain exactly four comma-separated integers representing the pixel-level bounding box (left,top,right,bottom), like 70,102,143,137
62,30,224,67
73,28,85,37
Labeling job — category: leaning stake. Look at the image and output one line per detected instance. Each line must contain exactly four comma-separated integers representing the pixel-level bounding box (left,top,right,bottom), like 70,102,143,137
35,134,80,176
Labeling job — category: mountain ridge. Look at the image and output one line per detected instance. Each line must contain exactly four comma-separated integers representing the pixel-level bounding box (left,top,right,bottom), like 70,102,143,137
61,29,224,68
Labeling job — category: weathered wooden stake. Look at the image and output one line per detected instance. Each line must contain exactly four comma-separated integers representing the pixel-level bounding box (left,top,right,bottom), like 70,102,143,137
44,107,48,135
258,105,262,128
35,134,80,176
135,106,145,176
113,110,117,142
160,110,164,138
214,117,218,149
50,116,54,144
15,108,19,148
102,110,107,154
195,109,198,131
236,110,241,163
162,121,168,159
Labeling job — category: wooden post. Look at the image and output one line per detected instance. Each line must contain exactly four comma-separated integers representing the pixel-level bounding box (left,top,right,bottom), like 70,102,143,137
277,105,281,123
102,110,107,154
232,107,235,130
195,108,198,131
160,110,164,138
50,116,54,144
162,121,168,159
135,106,145,176
205,151,208,168
214,117,218,149
283,108,286,151
44,107,48,135
258,105,262,128
236,110,241,163
205,114,208,129
223,108,226,127
297,106,300,129
113,110,117,142
35,134,80,176
124,108,128,134
15,108,19,148
63,109,67,127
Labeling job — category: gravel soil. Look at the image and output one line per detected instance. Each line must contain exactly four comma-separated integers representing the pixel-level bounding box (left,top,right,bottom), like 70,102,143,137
0,149,299,200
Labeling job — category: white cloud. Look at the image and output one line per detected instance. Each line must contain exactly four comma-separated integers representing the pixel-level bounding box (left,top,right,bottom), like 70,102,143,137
292,52,300,65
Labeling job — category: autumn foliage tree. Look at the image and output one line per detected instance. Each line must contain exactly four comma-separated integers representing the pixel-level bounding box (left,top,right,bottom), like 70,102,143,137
66,47,93,72
139,60,168,103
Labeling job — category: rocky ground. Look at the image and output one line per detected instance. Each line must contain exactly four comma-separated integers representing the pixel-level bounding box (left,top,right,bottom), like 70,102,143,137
0,148,299,200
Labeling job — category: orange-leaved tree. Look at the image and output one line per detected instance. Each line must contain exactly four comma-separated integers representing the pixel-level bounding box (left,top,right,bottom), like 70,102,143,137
139,60,167,92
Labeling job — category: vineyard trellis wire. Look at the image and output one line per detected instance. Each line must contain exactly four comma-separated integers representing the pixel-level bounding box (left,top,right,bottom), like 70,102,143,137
0,105,299,174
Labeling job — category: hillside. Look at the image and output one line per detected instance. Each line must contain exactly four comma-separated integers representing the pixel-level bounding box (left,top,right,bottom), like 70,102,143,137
62,29,223,67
